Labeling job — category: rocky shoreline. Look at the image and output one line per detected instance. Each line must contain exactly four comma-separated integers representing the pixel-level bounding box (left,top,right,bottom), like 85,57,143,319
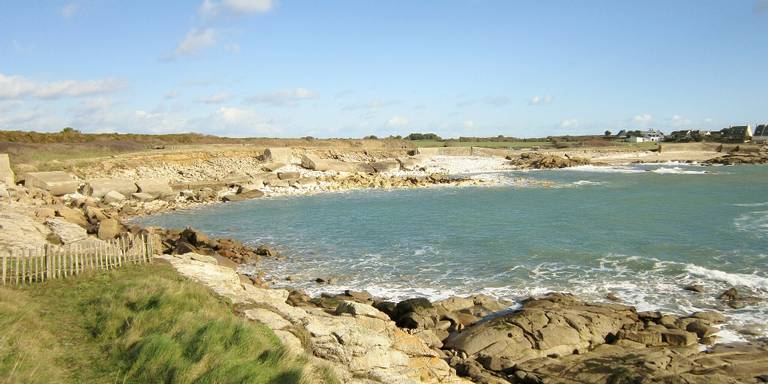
2,148,768,383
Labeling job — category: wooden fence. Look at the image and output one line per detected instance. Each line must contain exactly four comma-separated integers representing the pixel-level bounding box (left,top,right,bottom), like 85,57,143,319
1,234,157,287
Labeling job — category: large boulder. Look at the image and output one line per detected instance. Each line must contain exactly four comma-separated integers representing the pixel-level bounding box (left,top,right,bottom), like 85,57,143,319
46,217,88,244
24,171,79,196
0,153,14,186
102,190,126,204
263,147,293,164
55,206,88,227
371,160,401,173
135,179,173,198
301,154,369,173
84,178,138,198
444,293,638,371
0,211,49,250
222,189,265,202
97,218,121,240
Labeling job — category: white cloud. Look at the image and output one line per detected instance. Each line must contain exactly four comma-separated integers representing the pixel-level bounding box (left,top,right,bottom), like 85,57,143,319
203,106,277,136
199,0,274,17
167,28,217,59
529,95,553,106
385,116,409,127
225,43,241,53
560,118,579,128
0,72,125,100
342,99,400,111
198,92,232,104
246,88,317,106
463,120,475,129
632,113,653,126
60,3,78,18
670,115,691,127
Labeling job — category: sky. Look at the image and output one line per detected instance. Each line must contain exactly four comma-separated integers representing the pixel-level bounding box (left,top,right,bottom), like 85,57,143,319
1,0,767,138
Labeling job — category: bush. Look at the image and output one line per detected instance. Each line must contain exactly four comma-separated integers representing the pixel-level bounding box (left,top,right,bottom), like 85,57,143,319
404,133,441,140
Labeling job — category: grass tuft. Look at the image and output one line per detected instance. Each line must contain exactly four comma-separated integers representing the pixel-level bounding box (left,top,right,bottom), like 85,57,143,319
0,264,319,384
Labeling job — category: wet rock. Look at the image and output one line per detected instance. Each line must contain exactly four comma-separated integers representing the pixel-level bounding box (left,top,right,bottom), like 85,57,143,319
689,311,726,324
222,189,264,202
255,244,279,257
684,284,705,293
719,287,761,309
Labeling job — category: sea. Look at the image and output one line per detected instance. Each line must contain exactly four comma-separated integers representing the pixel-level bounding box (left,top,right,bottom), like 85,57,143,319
138,163,768,341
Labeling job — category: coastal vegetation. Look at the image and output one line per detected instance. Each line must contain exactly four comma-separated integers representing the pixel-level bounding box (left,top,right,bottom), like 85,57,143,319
0,263,316,384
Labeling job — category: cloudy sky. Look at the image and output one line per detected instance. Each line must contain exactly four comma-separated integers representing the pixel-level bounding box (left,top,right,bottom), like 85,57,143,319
1,0,767,138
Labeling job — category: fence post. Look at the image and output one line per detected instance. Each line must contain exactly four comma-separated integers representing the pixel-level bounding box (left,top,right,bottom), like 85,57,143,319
1,251,6,286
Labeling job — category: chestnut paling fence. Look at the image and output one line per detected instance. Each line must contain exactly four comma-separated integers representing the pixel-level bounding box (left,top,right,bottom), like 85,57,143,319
1,234,158,286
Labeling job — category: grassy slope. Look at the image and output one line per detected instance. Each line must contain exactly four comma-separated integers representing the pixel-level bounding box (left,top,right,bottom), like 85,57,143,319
0,264,324,384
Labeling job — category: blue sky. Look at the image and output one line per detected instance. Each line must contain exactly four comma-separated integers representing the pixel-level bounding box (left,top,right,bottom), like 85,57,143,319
1,0,766,138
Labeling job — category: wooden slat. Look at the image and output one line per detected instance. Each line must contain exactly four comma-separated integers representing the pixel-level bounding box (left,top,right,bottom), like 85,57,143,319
2,251,6,286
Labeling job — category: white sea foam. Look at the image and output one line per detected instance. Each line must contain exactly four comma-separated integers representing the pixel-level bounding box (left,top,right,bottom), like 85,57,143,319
651,167,708,175
567,165,647,173
572,180,603,186
733,210,768,237
734,202,768,207
685,264,768,290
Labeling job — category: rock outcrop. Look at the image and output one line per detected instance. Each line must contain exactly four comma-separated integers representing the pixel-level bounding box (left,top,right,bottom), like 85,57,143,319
442,293,768,383
507,153,591,169
24,171,79,196
158,253,470,384
84,178,138,198
0,153,14,186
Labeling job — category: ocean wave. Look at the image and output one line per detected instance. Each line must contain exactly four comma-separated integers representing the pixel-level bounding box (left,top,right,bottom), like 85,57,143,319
651,167,708,175
572,180,604,186
733,210,768,237
567,165,646,173
734,202,768,207
685,264,768,290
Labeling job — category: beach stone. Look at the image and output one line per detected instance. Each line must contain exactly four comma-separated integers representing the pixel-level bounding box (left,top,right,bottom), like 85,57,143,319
24,171,79,196
689,311,726,324
55,206,88,227
46,217,88,244
277,171,301,181
0,210,49,249
102,190,126,203
35,207,56,219
97,218,121,240
131,192,156,202
0,154,14,186
84,178,137,198
371,160,400,173
684,284,705,293
135,179,173,198
261,162,285,172
222,189,264,202
263,147,293,164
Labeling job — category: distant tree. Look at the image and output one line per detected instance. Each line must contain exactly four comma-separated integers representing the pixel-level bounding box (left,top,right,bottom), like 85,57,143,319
61,127,80,134
363,135,378,140
405,133,441,140
604,130,612,136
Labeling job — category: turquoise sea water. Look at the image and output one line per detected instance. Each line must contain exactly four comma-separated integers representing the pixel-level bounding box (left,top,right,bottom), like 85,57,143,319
140,163,768,338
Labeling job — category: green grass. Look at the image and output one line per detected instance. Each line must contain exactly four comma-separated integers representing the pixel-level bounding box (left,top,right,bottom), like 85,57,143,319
0,264,322,384
410,140,551,148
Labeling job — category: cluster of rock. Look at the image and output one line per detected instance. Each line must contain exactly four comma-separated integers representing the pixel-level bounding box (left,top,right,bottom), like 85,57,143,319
705,150,768,165
159,251,768,384
154,227,279,266
158,252,472,383
506,153,592,169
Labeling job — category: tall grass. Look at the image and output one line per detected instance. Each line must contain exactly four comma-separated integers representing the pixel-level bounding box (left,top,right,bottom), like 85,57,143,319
0,264,319,384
